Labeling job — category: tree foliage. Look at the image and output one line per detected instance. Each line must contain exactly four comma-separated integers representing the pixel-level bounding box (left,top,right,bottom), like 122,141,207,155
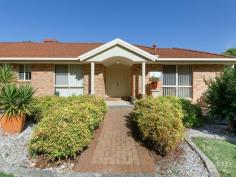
223,48,236,57
205,68,236,121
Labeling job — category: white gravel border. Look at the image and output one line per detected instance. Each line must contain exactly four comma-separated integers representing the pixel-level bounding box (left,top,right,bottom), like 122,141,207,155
186,124,236,177
185,136,220,177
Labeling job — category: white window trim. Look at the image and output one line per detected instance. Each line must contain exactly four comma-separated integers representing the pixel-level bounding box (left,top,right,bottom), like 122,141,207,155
54,64,84,88
18,64,31,81
163,65,192,97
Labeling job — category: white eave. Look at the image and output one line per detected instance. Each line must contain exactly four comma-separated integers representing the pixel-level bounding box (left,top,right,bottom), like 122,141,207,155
78,38,158,61
153,58,236,64
156,57,236,61
0,57,77,61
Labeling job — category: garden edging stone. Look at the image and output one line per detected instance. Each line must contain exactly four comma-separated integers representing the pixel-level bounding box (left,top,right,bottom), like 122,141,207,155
185,135,220,177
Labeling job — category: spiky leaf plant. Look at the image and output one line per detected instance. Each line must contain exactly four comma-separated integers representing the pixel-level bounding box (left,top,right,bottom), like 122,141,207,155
0,64,16,87
0,84,35,118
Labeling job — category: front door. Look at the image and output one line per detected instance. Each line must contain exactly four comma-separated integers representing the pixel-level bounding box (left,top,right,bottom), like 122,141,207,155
106,64,131,97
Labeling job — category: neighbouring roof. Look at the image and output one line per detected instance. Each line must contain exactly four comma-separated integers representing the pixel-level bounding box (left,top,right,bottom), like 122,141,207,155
0,42,230,58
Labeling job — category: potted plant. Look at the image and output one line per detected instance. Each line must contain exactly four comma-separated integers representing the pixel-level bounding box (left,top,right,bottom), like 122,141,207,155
0,84,35,134
150,76,160,90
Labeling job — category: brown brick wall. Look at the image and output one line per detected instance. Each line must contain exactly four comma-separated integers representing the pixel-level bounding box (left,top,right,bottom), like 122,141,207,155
192,64,224,103
12,63,106,97
83,64,90,95
4,63,223,100
95,64,106,97
31,64,55,96
11,64,54,96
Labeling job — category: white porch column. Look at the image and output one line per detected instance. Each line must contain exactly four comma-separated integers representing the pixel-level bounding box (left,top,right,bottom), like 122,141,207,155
90,62,95,94
142,61,146,95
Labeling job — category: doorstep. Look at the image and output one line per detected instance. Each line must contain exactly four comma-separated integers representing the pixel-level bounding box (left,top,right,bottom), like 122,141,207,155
106,100,133,108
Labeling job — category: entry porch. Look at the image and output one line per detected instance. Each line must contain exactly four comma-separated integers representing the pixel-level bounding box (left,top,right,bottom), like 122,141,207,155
80,39,159,99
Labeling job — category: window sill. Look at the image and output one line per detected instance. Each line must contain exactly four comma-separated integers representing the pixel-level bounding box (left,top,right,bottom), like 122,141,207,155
55,85,84,88
17,80,31,83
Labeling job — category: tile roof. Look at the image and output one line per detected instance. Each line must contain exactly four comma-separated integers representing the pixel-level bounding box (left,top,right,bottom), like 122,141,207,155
0,42,230,58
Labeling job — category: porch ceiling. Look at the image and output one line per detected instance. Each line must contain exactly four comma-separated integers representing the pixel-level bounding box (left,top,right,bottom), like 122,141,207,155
102,57,134,67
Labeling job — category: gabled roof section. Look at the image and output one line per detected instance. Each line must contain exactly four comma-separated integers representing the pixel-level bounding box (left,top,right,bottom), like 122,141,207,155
78,38,158,61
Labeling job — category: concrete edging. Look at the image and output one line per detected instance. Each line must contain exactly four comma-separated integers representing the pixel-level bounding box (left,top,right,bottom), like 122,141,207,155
185,135,220,177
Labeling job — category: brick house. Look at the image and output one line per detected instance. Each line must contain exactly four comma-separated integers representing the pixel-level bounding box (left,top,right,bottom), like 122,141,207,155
0,38,235,103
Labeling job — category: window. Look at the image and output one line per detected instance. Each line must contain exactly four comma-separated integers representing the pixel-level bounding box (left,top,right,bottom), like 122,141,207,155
163,65,192,98
19,64,31,80
55,64,83,96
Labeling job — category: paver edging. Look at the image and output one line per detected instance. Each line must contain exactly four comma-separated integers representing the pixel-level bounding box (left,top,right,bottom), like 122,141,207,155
185,135,220,177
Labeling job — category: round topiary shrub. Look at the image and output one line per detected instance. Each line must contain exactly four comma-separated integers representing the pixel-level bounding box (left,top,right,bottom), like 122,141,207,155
133,96,185,155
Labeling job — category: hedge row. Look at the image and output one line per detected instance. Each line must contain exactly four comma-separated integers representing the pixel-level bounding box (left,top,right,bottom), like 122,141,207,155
28,95,107,160
132,96,203,155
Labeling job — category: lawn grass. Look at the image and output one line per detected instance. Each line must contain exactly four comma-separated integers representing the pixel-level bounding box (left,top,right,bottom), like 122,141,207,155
193,137,236,177
0,172,14,177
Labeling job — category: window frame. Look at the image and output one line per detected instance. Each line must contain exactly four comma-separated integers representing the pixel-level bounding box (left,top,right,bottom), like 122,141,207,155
163,65,192,98
18,64,31,81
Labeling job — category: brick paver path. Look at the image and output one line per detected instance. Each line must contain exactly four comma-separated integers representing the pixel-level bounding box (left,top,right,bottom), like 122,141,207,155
74,108,156,173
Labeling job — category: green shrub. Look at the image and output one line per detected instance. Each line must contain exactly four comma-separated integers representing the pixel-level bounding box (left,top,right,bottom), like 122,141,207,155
179,98,204,128
28,95,107,160
31,95,107,123
68,95,107,115
205,68,236,128
28,106,92,160
133,96,185,155
29,96,67,122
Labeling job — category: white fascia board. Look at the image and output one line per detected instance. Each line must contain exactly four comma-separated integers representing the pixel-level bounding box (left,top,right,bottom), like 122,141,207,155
78,38,158,61
156,58,236,62
0,57,77,61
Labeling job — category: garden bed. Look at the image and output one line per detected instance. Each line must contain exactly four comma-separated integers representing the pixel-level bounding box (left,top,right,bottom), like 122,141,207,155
0,95,108,173
131,96,209,177
152,142,209,177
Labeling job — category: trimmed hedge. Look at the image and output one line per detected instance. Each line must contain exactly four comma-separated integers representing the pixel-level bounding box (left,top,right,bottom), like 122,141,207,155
28,95,107,160
179,98,204,128
133,96,185,155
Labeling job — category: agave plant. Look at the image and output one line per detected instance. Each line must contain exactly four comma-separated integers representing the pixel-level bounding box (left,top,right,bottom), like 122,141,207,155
0,64,16,87
0,84,35,118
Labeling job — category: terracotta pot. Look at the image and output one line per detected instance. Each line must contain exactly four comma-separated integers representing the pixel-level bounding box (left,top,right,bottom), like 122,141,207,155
0,114,26,134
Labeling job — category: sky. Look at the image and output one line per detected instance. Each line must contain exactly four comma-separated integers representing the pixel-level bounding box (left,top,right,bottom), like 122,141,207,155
0,0,235,54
